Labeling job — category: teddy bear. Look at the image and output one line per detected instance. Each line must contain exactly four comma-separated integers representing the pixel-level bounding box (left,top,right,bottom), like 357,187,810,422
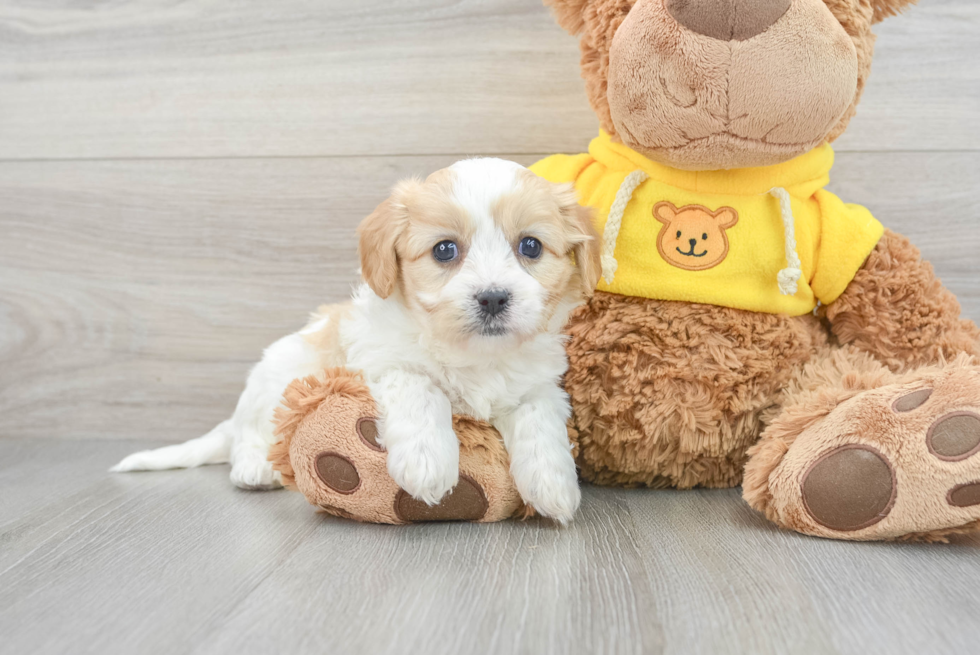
273,0,980,541
527,0,980,541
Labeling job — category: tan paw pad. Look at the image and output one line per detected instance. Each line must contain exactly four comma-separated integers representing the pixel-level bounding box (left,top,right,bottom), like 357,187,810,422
927,412,980,461
801,445,896,531
356,417,382,451
314,452,361,494
892,388,933,412
394,474,489,522
948,482,980,508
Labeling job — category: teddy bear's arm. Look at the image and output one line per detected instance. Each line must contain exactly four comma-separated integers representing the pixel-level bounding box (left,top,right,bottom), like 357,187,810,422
824,230,980,373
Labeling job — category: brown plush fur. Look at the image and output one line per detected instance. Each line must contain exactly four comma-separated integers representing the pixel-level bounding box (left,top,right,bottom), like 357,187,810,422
821,0,876,143
546,0,635,140
825,229,980,373
563,292,829,488
869,0,918,23
564,229,980,540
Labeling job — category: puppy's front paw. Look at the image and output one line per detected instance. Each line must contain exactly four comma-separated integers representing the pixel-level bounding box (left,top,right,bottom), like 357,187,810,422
512,453,581,525
230,448,282,490
385,433,460,506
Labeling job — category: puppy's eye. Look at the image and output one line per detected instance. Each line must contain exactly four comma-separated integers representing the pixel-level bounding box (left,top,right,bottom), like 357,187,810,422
433,240,459,262
518,237,542,259
676,230,682,239
702,233,708,241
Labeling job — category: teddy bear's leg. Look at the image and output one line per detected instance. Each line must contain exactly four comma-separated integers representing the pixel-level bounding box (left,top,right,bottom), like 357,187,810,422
825,229,980,372
563,292,826,489
269,368,524,524
743,345,980,541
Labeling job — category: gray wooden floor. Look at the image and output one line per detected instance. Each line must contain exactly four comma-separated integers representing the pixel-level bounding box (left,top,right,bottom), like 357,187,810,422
2,0,980,653
3,438,980,655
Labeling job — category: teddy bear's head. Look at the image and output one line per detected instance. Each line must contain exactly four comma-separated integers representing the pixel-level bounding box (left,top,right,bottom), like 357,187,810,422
545,0,917,170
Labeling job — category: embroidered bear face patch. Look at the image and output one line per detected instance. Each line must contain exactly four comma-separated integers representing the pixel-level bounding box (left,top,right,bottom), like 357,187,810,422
653,202,739,271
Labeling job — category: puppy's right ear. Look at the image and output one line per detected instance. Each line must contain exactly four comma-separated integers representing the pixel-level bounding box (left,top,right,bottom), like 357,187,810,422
543,0,591,35
358,184,414,299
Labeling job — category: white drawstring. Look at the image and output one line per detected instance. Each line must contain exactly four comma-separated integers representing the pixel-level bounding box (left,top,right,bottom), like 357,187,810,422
601,170,648,284
770,187,803,296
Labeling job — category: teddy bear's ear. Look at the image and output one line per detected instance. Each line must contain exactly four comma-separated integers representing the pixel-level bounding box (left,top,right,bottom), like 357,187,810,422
714,207,739,230
543,0,591,35
653,201,678,225
869,0,919,23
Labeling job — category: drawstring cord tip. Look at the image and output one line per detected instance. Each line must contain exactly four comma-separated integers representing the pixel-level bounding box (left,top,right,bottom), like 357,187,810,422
777,267,802,296
601,255,618,285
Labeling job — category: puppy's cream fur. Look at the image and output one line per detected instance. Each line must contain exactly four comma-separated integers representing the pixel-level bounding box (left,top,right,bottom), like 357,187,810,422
113,158,600,524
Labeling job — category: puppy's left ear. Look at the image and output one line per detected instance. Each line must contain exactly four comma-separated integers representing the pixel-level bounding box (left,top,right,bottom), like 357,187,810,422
357,181,416,298
870,0,918,23
555,183,601,295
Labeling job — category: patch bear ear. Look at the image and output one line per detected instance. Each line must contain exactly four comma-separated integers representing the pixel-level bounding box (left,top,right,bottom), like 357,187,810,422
869,0,919,23
714,207,739,230
653,201,679,225
542,0,591,35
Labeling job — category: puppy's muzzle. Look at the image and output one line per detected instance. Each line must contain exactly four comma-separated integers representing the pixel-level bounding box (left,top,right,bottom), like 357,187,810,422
475,288,510,317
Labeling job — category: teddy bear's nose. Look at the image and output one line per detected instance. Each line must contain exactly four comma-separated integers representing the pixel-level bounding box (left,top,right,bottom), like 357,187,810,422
665,0,792,41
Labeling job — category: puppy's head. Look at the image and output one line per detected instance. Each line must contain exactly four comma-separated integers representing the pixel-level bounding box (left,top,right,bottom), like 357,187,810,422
358,158,600,347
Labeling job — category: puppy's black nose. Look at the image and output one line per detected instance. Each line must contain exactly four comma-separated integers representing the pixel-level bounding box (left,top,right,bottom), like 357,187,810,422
476,289,510,317
689,238,698,248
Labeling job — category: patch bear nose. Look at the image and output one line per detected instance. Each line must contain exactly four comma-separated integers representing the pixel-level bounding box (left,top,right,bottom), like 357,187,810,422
689,238,698,248
476,289,510,317
665,0,792,41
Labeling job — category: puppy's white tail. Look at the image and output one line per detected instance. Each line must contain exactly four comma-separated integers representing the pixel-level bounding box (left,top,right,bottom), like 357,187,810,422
110,419,234,473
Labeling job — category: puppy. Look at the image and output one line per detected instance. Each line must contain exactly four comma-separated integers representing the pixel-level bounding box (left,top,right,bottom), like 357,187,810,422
112,158,601,523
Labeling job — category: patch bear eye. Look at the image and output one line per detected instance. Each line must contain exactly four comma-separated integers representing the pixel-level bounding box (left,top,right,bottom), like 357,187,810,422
433,240,459,262
702,233,708,240
676,230,682,239
518,236,542,259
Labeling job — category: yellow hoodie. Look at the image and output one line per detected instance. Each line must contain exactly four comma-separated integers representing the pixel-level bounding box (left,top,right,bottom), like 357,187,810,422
531,132,884,316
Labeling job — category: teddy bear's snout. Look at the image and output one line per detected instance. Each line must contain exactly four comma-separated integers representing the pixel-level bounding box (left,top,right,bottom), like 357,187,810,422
665,0,792,42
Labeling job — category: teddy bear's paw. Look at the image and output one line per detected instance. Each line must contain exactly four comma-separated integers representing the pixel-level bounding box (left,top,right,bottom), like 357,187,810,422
298,413,512,523
285,398,404,523
766,365,980,541
273,372,522,524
